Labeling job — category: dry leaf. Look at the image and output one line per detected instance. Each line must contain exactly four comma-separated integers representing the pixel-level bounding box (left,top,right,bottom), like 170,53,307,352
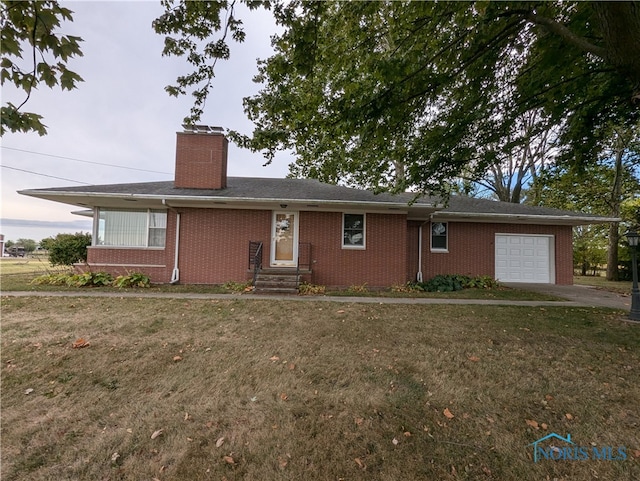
72,338,90,349
288,363,296,370
632,449,640,458
24,388,34,395
278,457,288,468
269,355,280,361
355,417,364,426
223,455,235,465
545,394,554,401
184,412,190,421
111,452,120,462
541,423,548,430
216,437,225,448
468,356,480,362
526,419,539,429
173,355,183,362
151,429,163,439
482,465,492,476
280,392,288,401
443,408,455,419
403,431,412,437
337,309,345,314
355,457,365,469
392,437,399,445
565,413,574,420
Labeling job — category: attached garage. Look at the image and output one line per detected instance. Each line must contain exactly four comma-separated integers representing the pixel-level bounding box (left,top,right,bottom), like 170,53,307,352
495,234,555,284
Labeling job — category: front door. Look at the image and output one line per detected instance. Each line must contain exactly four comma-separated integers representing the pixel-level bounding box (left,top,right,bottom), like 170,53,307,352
271,212,298,267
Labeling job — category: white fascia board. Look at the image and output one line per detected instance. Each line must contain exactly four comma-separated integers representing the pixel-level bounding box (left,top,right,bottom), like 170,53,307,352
19,189,434,213
432,211,620,226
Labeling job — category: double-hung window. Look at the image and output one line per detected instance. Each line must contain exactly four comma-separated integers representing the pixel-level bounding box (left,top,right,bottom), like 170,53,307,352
431,221,448,251
96,209,167,247
343,213,365,249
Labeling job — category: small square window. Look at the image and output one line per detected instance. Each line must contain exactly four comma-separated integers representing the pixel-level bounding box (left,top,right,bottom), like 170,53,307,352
343,213,365,249
431,222,447,251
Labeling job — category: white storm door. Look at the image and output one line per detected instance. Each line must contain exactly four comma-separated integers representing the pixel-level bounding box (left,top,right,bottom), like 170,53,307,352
495,234,553,283
270,212,299,267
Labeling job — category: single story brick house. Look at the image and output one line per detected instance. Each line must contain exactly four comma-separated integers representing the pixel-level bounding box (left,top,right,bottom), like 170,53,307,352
20,126,615,288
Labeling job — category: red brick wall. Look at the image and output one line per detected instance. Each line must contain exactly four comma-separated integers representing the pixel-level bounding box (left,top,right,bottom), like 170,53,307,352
84,210,574,286
174,131,228,189
176,208,270,284
418,222,574,284
300,211,408,288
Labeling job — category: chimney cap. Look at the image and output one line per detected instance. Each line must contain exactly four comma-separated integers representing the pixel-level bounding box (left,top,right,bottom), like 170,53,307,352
182,124,224,134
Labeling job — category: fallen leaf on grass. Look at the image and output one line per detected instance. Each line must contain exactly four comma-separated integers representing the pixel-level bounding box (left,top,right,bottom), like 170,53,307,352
467,356,480,362
278,457,288,468
288,363,296,370
355,457,365,469
632,449,640,458
151,429,163,439
541,423,548,430
280,392,289,401
223,455,235,464
216,437,225,448
24,388,34,395
565,413,574,420
173,355,183,362
526,419,539,429
355,417,364,426
392,438,399,445
72,338,90,349
443,408,455,419
111,452,120,462
269,355,280,362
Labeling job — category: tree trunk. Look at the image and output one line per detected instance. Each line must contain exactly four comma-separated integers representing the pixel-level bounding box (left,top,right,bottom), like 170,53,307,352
606,144,624,281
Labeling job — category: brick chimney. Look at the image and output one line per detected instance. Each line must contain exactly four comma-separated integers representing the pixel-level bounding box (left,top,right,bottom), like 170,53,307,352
174,125,228,189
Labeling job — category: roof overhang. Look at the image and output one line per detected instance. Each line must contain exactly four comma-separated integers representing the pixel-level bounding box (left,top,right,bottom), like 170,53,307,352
432,211,620,226
19,189,616,226
18,189,440,216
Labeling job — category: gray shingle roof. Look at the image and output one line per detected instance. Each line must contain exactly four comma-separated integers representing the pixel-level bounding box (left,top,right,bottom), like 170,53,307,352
20,177,616,223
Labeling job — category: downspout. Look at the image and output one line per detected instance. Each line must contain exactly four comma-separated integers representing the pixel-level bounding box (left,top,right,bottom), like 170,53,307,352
163,199,181,284
417,220,428,282
170,212,181,284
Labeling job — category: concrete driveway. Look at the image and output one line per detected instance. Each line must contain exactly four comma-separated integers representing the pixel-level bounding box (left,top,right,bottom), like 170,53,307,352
505,283,631,310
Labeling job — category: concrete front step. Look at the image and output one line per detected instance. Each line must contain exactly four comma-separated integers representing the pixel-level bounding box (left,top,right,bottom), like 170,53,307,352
254,271,300,293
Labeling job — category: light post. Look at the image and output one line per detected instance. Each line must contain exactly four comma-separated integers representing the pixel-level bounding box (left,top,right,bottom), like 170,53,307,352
625,229,640,321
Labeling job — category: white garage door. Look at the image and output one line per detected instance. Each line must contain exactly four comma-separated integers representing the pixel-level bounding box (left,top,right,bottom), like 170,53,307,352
495,235,553,283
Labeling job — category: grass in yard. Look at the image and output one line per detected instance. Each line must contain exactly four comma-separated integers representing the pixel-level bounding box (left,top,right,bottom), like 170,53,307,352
1,264,558,301
1,297,638,480
574,275,632,295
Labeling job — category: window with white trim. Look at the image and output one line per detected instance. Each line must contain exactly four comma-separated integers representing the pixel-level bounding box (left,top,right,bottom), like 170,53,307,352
343,213,365,249
431,221,448,251
96,209,167,247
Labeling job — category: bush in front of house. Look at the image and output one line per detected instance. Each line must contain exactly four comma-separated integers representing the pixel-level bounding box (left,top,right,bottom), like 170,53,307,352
31,271,151,288
413,274,500,292
47,232,92,266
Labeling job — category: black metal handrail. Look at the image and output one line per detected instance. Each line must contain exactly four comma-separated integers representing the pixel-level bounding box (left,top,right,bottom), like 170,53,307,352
249,241,263,285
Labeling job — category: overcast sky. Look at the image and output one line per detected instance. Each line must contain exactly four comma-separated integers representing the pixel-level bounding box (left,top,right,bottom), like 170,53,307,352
1,0,290,243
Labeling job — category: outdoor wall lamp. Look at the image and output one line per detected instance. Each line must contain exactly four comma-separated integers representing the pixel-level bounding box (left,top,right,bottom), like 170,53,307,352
625,229,640,321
